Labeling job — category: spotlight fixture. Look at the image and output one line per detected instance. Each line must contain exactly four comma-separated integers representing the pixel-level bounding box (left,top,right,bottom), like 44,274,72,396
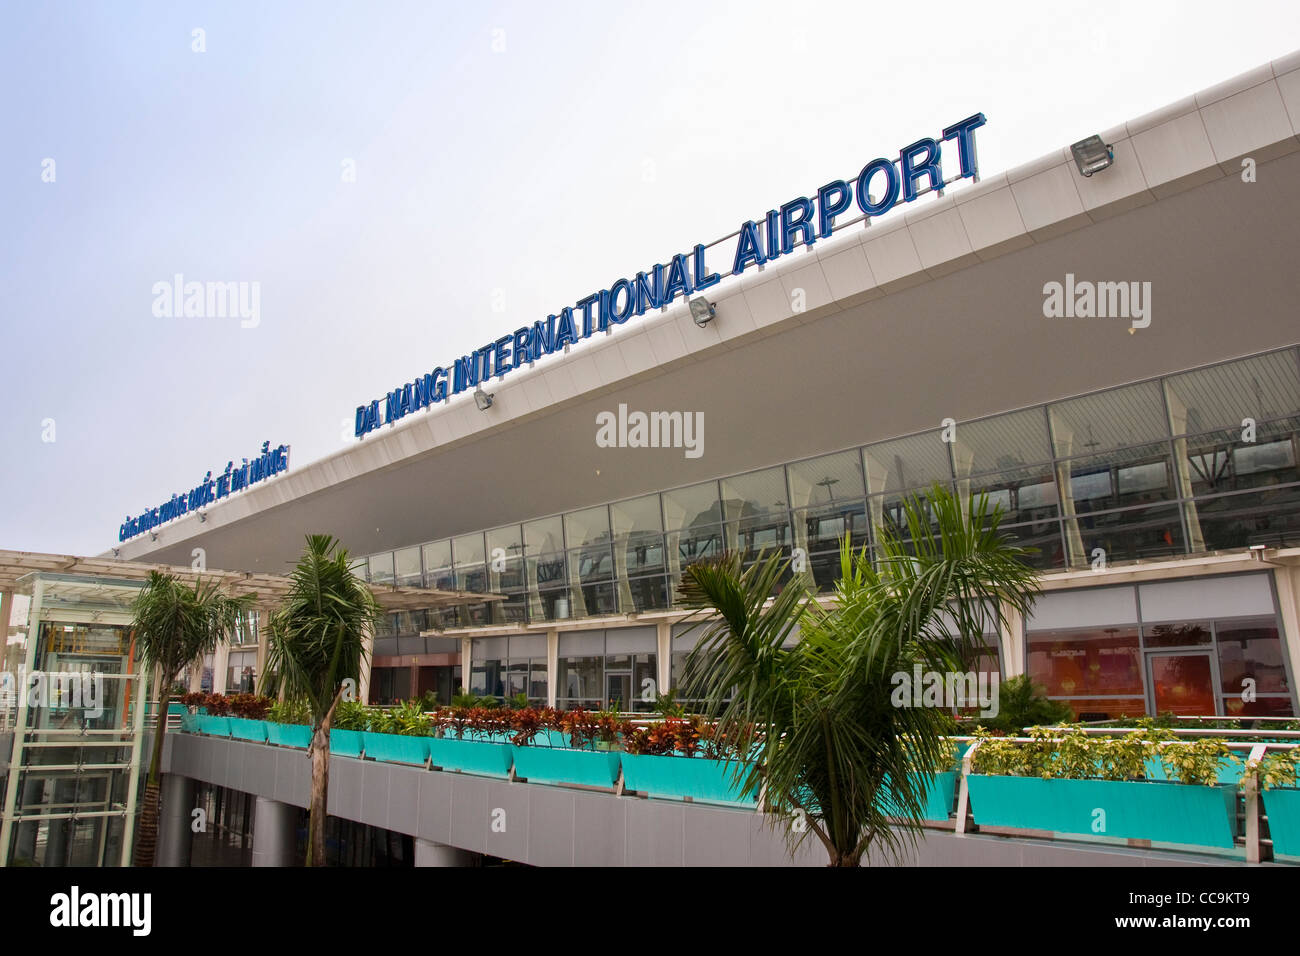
149,531,158,541
1070,135,1114,177
198,511,207,523
474,386,495,411
688,296,716,328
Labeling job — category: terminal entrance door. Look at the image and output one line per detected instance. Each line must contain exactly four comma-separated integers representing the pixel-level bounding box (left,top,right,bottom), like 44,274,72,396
1145,650,1219,717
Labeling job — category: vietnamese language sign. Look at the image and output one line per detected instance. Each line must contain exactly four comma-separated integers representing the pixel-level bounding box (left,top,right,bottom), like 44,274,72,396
354,114,987,438
118,441,290,542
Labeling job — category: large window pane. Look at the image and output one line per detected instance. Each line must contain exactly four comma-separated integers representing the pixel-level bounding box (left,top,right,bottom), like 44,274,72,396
1048,380,1169,458
1184,422,1299,495
565,505,611,549
954,407,1054,476
787,450,866,508
1196,487,1300,550
422,540,453,589
393,547,422,587
611,494,665,575
1075,503,1184,565
1164,350,1300,436
453,532,486,567
523,515,565,554
1027,626,1143,698
722,467,790,559
1215,618,1291,695
662,481,722,531
863,431,952,497
368,552,394,586
1064,444,1174,513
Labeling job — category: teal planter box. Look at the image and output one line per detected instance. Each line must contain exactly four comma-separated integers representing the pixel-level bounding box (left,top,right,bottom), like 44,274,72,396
512,746,620,788
267,723,312,748
227,718,269,742
1262,787,1300,858
428,737,514,777
195,715,231,737
879,772,960,822
967,775,1237,848
620,754,755,807
363,732,430,766
329,728,365,758
179,712,201,733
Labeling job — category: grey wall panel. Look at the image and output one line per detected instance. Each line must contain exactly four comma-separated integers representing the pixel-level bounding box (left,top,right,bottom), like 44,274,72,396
327,755,365,821
571,791,627,866
525,786,576,866
683,803,751,867
417,772,454,845
385,764,423,835
450,774,529,862
273,748,310,807
373,638,399,657
222,741,246,794
243,744,278,798
356,763,390,831
624,800,685,866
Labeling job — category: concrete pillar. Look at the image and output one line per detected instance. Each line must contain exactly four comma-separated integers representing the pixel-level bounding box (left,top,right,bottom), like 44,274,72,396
460,636,473,695
999,599,1025,678
656,622,672,697
213,643,230,695
251,796,298,867
414,838,478,867
156,774,197,867
546,629,558,708
358,622,374,704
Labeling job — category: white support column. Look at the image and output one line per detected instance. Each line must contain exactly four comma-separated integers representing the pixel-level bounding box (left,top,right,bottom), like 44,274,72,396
546,628,559,708
999,598,1025,678
0,577,43,865
212,642,230,694
656,621,672,697
119,653,149,866
460,636,473,695
1271,565,1300,709
358,621,374,704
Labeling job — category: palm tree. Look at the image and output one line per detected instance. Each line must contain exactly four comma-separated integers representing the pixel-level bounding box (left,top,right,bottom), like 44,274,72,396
130,572,251,867
265,534,382,866
676,484,1039,866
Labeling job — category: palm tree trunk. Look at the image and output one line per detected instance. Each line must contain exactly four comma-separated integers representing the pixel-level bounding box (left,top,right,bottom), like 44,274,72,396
305,691,342,867
132,693,170,867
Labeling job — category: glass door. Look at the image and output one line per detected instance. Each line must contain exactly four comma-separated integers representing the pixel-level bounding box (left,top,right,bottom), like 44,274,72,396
1145,650,1219,717
605,672,631,712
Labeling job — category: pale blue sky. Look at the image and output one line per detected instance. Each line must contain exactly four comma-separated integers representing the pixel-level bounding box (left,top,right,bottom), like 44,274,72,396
2,0,1298,555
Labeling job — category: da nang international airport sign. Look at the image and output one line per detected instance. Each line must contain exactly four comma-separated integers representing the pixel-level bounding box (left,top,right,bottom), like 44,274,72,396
118,441,290,542
354,114,986,438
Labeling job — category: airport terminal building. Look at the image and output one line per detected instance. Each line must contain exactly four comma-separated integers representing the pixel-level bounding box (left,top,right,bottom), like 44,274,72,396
113,53,1300,724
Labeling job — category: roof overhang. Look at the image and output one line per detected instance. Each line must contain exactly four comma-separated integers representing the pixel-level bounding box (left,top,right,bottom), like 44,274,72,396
114,55,1300,574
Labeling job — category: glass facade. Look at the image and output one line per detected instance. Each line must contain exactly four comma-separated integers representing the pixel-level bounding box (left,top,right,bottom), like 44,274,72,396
361,347,1300,633
1024,574,1294,719
556,628,656,712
